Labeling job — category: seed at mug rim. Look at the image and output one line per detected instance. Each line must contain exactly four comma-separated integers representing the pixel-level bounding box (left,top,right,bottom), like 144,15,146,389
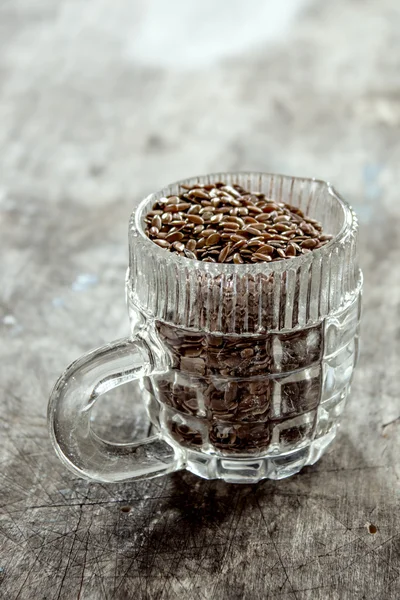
149,226,159,236
152,215,162,229
154,239,171,248
252,252,273,261
285,244,297,257
172,241,185,252
184,249,197,259
186,239,197,252
301,238,318,249
218,244,231,262
233,253,243,264
257,244,274,254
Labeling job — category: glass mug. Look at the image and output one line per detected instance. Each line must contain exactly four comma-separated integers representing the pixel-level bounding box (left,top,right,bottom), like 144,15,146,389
48,172,362,484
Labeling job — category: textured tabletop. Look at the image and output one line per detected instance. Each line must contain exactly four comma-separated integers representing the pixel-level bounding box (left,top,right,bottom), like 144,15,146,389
1,1,399,599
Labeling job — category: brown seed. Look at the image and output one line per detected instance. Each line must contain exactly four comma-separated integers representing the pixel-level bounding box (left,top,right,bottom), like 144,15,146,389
206,233,221,246
200,228,217,237
274,215,291,223
238,207,249,216
252,252,272,262
164,204,182,213
184,249,197,259
267,241,285,247
186,239,197,252
188,189,210,199
161,212,173,223
223,222,240,231
172,241,185,252
247,205,263,214
166,231,184,243
301,238,318,249
193,224,204,235
243,226,263,236
257,244,274,254
170,220,186,227
187,214,204,224
230,239,247,252
154,239,170,249
283,243,295,257
152,215,162,229
247,238,265,247
221,185,241,197
243,216,258,224
250,223,267,231
147,209,163,216
233,253,243,264
218,244,231,262
201,211,214,221
260,232,274,240
196,238,206,249
166,195,180,204
254,213,271,223
230,234,247,242
187,204,201,214
277,248,287,258
319,234,333,241
210,213,223,224
269,234,288,241
262,203,280,213
149,226,159,236
274,223,291,232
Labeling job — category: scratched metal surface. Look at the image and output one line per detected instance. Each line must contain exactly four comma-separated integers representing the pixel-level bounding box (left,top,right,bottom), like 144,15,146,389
1,1,399,599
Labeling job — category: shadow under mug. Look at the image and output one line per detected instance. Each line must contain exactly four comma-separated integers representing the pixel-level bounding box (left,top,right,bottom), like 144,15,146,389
48,172,362,484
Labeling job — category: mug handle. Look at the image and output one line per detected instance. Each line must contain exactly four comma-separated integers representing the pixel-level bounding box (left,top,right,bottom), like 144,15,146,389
48,336,184,482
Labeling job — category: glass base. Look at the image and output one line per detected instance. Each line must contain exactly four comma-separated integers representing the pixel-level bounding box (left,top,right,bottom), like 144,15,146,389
184,427,337,483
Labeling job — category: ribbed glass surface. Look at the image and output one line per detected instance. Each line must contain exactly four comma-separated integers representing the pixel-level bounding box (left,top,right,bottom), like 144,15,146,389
128,172,360,334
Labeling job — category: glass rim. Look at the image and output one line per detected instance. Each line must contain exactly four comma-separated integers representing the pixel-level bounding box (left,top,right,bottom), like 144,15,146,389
130,171,357,275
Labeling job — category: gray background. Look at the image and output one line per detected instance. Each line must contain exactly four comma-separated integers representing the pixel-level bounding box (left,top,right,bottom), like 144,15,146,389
1,1,399,599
